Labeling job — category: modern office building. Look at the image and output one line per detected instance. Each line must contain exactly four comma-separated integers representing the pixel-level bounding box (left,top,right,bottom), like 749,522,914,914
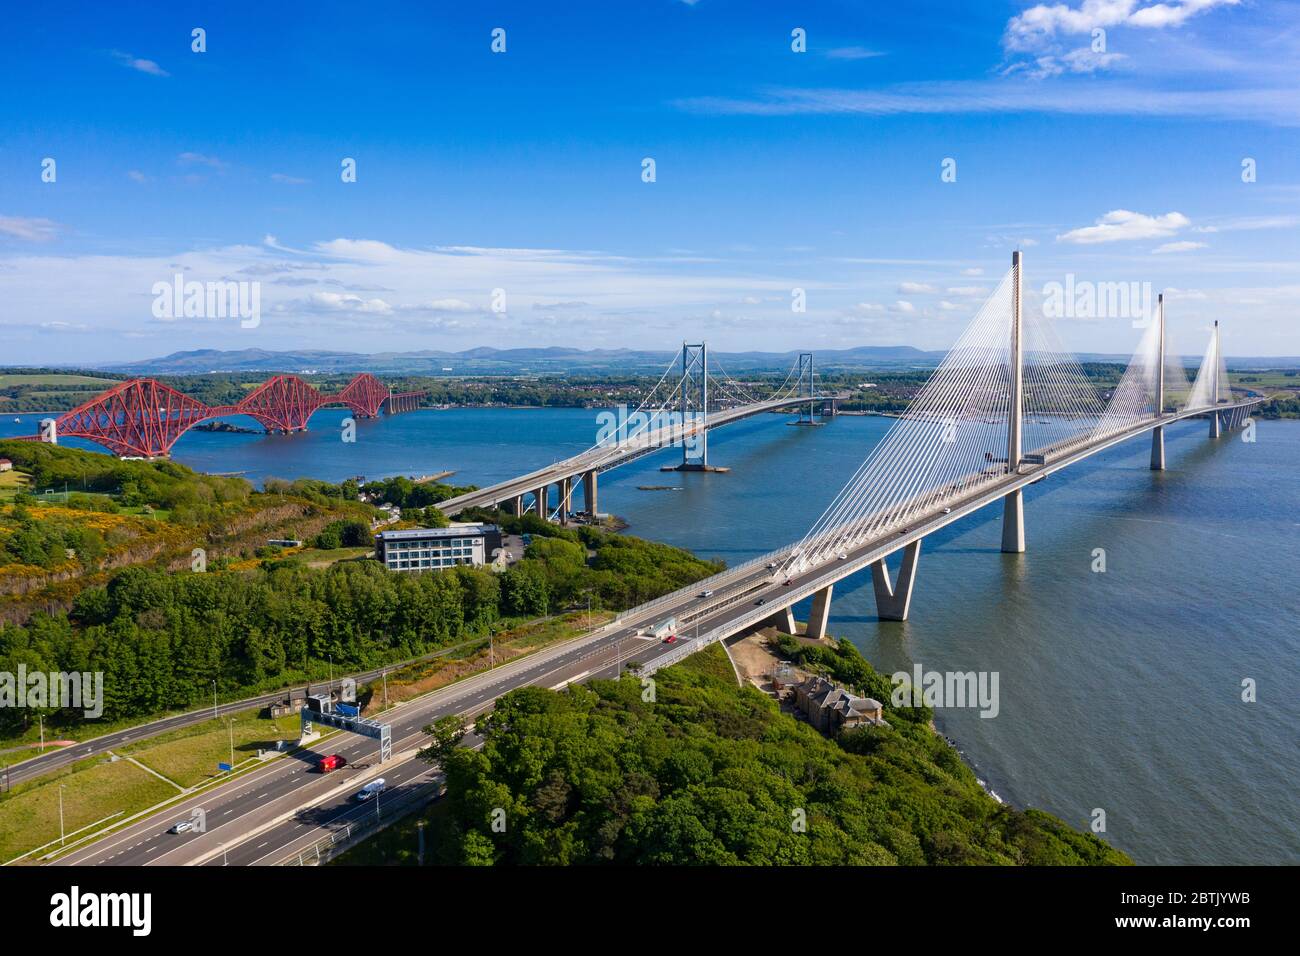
374,524,502,572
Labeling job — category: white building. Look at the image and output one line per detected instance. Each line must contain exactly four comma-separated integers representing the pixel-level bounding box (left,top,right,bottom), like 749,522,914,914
373,524,502,572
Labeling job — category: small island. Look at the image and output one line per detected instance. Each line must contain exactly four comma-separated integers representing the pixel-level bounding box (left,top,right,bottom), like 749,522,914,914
192,421,259,435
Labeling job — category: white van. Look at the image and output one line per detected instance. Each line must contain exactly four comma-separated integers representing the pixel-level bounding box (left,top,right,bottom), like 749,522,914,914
355,778,387,801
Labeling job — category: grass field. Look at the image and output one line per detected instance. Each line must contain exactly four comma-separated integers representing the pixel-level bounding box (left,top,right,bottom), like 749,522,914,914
0,706,306,862
0,374,118,388
0,756,177,862
0,469,32,499
119,708,304,789
293,545,372,568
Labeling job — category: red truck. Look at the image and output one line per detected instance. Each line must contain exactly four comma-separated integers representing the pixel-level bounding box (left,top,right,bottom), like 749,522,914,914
318,754,347,773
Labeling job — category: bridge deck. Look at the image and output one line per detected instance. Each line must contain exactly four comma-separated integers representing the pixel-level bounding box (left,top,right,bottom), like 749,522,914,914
438,393,846,514
614,398,1262,671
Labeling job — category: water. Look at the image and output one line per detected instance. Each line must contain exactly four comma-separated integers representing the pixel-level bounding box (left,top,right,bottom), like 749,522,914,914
3,408,1297,864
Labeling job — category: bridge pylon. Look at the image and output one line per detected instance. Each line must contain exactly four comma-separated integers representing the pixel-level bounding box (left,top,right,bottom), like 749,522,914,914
1151,293,1166,470
1210,321,1223,439
790,352,822,426
1001,250,1026,553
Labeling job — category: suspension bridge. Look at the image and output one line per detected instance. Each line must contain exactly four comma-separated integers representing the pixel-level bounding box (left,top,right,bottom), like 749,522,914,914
437,344,843,521
18,373,427,458
594,252,1261,672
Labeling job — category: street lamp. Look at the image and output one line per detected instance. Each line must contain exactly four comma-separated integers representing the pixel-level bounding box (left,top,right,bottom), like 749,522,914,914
212,679,218,721
228,717,235,771
58,784,66,845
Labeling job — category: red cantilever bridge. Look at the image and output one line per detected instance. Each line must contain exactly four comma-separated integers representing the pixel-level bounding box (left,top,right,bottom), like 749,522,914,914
27,373,425,458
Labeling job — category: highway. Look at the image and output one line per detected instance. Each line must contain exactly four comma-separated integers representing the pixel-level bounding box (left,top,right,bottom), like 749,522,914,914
1,643,491,789
51,400,1258,866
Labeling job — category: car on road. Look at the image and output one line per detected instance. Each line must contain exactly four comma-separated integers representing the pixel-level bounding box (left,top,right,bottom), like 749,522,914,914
700,589,714,597
838,553,848,560
765,562,777,569
318,754,347,773
942,507,952,514
783,579,793,586
168,820,195,834
755,598,767,605
662,634,677,644
355,778,387,801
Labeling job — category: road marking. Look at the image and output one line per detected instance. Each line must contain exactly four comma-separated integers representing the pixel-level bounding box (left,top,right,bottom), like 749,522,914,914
549,670,589,690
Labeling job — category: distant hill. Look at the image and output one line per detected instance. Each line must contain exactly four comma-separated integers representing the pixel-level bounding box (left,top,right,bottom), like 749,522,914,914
93,345,948,376
84,345,1300,376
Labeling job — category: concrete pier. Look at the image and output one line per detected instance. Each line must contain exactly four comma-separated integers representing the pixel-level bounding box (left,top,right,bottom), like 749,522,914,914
583,470,598,516
558,476,572,524
1151,425,1166,470
1001,489,1025,553
764,606,798,634
806,585,834,639
533,487,548,519
870,540,921,621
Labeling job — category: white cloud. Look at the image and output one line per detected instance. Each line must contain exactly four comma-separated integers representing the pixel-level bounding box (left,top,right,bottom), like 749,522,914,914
1057,209,1190,244
1194,215,1300,233
893,300,916,313
127,170,150,183
961,268,985,276
270,173,309,185
1004,0,1241,53
1152,240,1208,253
111,51,169,76
897,281,938,294
826,46,885,60
0,216,60,242
307,292,393,314
178,152,226,170
677,78,1300,127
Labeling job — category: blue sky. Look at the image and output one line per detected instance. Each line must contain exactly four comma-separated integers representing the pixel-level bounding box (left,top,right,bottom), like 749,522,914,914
2,0,1298,364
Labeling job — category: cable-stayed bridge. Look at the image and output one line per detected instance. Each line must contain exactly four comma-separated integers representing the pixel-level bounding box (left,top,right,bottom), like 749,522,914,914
438,345,844,520
592,252,1261,672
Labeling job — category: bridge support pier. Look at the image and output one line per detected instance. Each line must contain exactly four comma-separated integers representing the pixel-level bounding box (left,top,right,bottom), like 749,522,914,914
508,496,524,518
1150,425,1165,471
1209,411,1221,440
1000,490,1025,553
558,477,572,524
533,487,548,519
583,470,599,517
871,540,921,621
805,585,834,640
763,606,798,634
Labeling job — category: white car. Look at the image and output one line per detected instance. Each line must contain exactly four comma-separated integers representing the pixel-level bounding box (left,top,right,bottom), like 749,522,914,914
356,778,387,801
942,507,952,514
838,553,848,560
168,820,195,834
